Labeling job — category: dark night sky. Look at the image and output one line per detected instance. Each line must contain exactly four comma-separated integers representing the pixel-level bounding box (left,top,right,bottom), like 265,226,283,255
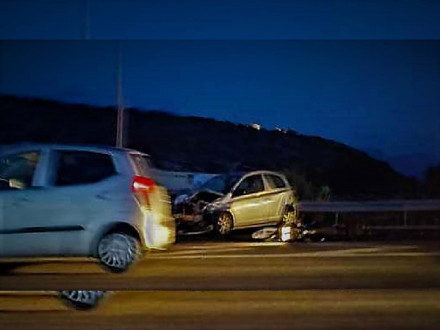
1,1,440,177
2,0,440,40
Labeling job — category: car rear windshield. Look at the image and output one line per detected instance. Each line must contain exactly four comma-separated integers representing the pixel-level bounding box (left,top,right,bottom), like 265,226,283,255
129,153,152,176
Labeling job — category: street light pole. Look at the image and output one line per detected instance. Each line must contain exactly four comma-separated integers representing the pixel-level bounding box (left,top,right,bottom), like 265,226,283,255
82,2,124,147
83,0,90,40
116,41,125,148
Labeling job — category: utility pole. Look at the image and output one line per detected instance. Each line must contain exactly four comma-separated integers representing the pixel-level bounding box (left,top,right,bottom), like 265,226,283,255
82,1,124,147
83,0,90,40
115,41,125,148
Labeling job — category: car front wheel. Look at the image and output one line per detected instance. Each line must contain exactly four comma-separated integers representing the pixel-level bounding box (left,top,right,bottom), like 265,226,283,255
97,232,140,273
215,213,233,236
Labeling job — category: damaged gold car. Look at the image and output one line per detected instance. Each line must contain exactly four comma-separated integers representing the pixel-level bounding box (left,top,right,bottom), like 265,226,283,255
173,170,300,240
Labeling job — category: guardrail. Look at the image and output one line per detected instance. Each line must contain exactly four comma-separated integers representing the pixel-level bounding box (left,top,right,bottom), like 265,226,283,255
298,199,440,231
298,199,440,212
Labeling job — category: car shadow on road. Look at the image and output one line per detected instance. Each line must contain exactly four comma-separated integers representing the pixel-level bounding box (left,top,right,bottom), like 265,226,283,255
0,261,105,275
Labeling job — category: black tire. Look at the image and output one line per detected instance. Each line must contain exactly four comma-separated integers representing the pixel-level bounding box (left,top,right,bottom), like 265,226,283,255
215,212,233,236
97,232,140,273
58,291,107,311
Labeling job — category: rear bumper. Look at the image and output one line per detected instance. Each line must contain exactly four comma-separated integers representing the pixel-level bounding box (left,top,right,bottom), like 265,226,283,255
141,211,176,249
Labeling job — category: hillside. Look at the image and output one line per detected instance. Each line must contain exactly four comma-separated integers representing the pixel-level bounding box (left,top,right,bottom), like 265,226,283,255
0,95,421,199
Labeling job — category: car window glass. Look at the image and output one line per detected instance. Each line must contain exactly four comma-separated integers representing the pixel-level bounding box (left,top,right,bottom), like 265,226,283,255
0,151,40,189
233,175,264,197
265,174,286,189
55,151,115,186
200,175,226,193
130,153,152,176
200,174,242,194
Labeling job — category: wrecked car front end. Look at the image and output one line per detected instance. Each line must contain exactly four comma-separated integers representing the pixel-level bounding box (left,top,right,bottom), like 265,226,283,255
173,173,242,236
173,190,227,235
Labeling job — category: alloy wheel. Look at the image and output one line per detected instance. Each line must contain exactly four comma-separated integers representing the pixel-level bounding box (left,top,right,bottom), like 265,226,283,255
98,233,139,272
217,213,233,235
59,291,107,310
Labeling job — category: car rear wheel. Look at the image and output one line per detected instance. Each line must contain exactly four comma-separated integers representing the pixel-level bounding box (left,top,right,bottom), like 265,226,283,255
215,213,233,236
97,232,140,273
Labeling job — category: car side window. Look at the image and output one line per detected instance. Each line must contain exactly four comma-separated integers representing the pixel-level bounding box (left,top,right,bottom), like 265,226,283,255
54,151,116,186
233,175,265,197
0,151,40,190
265,174,286,189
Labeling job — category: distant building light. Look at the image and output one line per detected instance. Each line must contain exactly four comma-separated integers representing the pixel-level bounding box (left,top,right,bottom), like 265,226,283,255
251,123,261,130
275,127,287,134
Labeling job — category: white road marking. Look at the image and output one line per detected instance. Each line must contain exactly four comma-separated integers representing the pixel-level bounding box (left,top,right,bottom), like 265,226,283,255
149,251,440,260
0,244,434,263
149,245,439,260
157,247,254,256
158,242,288,256
174,242,287,250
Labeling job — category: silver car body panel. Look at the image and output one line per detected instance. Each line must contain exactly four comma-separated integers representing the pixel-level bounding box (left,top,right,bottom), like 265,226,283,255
203,170,296,230
0,143,175,258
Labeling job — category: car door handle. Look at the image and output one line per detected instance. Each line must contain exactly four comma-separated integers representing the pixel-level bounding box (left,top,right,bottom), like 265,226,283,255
95,192,111,200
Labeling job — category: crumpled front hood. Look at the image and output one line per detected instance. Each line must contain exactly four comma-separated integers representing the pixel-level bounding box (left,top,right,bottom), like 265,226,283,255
205,194,231,211
190,189,224,203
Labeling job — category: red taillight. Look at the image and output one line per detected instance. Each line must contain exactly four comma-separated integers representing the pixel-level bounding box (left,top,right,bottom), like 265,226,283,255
132,176,156,208
132,175,156,193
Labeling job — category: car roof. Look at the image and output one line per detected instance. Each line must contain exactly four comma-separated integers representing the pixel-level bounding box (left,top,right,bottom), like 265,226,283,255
215,170,286,178
242,170,287,178
0,142,149,156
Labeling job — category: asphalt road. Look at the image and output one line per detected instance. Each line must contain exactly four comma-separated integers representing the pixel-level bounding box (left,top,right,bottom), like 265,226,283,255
1,239,440,329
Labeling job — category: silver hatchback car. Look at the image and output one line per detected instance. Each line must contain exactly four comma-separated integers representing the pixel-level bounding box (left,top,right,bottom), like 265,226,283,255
175,170,298,237
0,143,175,272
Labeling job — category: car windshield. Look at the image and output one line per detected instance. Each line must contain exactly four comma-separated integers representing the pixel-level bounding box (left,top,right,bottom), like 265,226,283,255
199,174,242,194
